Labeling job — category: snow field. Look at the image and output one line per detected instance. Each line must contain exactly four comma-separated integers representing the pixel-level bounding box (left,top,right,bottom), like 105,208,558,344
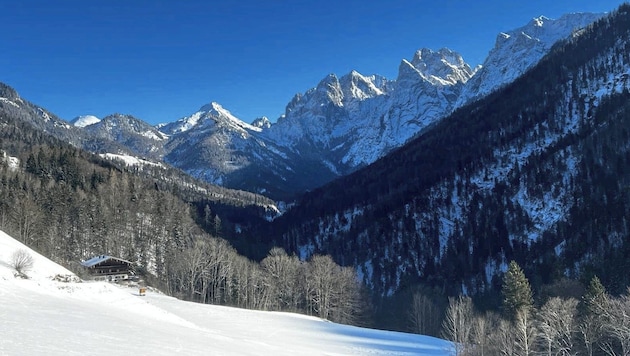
0,230,452,355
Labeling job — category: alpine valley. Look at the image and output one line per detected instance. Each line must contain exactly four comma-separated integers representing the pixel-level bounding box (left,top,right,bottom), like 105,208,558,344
3,4,630,340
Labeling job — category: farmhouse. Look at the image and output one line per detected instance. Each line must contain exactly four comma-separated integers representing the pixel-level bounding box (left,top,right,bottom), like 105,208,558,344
81,255,135,282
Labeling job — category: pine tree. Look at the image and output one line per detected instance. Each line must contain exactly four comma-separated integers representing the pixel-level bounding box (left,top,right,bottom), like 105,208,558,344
582,275,606,315
501,261,533,321
578,275,607,356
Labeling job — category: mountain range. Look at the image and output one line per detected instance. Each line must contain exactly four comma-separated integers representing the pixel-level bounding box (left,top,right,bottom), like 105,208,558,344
27,12,598,201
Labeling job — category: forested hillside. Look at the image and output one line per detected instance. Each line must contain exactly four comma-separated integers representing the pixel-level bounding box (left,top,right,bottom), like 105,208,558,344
270,3,630,322
0,99,366,325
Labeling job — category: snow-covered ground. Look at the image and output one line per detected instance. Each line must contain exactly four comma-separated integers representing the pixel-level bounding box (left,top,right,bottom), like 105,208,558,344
99,153,164,168
0,230,452,355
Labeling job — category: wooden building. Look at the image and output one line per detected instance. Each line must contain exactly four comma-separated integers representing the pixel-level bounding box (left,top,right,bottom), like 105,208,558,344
81,255,135,282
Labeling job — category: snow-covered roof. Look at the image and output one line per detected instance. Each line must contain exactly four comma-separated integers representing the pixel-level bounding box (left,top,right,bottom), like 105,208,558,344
81,255,133,268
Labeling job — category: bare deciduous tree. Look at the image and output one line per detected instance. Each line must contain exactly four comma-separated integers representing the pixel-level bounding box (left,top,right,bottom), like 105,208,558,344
579,313,604,356
11,249,34,277
599,290,630,356
442,295,474,356
470,312,499,356
409,291,442,337
515,309,537,356
537,297,578,356
306,254,364,324
491,318,517,356
261,247,302,312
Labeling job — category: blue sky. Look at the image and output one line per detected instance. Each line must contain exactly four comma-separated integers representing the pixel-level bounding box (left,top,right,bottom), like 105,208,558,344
0,1,625,125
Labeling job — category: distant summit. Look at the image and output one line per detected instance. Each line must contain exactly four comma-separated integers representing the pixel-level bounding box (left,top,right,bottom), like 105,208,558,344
70,115,100,128
251,117,271,129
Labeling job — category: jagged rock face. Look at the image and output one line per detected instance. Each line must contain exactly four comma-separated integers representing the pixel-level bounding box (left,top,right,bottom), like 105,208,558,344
251,117,271,129
363,48,476,159
265,72,391,164
408,48,477,86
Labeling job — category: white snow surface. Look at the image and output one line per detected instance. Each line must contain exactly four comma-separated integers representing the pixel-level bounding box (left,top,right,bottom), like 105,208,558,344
71,115,101,128
0,151,19,171
0,97,20,109
100,153,164,168
0,230,452,355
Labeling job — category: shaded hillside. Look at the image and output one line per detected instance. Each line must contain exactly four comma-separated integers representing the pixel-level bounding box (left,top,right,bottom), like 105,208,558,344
272,5,630,299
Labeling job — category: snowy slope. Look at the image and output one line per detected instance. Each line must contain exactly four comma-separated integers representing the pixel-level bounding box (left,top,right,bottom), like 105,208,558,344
70,114,101,128
0,230,452,355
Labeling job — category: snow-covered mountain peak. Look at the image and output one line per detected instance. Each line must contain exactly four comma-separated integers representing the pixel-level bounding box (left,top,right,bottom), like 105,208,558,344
405,47,476,85
314,73,344,106
456,12,605,107
160,101,261,135
517,13,604,48
102,113,137,123
281,73,346,119
278,70,390,127
339,70,390,101
66,11,606,201
86,113,168,143
71,115,100,128
251,116,271,129
199,101,226,114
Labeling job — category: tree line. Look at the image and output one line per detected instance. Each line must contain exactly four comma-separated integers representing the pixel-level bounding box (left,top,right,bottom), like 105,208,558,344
166,243,366,325
438,261,630,356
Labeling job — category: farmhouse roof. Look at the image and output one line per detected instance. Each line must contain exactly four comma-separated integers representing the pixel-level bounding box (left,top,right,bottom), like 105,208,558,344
81,255,133,268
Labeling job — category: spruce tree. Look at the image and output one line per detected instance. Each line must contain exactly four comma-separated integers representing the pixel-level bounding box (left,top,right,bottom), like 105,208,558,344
582,275,606,315
579,275,607,356
501,261,533,321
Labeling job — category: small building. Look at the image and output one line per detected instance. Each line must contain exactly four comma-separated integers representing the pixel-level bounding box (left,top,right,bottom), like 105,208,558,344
81,255,135,282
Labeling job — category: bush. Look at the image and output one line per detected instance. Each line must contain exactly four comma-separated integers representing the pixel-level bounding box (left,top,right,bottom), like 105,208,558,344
11,249,34,278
